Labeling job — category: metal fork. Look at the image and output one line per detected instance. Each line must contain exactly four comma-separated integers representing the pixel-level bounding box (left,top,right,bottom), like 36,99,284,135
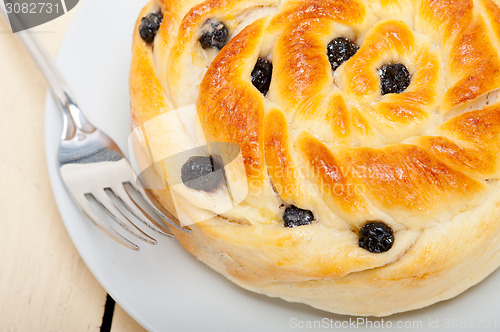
2,6,189,250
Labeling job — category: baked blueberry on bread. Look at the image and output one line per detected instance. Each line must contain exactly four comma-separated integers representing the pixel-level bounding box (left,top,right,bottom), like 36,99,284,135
130,0,500,316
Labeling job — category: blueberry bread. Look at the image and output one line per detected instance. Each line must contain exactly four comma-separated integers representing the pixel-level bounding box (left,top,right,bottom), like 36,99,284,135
129,0,500,316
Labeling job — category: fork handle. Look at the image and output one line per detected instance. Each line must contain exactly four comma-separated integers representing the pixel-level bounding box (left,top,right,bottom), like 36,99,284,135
0,4,95,139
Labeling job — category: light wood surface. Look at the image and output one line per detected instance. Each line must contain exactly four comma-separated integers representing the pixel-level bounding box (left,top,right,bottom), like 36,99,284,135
0,2,145,331
112,306,145,332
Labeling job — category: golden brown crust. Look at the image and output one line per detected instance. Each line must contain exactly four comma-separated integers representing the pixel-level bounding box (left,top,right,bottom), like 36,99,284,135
198,19,267,181
130,0,500,316
264,109,299,201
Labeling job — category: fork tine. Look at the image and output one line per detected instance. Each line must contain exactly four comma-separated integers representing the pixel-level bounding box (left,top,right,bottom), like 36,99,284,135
88,192,157,245
75,195,140,251
124,182,191,233
106,186,174,238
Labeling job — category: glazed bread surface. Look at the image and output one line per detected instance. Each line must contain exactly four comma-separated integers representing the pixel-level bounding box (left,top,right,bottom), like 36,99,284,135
129,0,500,316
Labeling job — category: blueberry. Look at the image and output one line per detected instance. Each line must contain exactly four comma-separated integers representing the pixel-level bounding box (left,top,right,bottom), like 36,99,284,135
199,19,229,50
327,37,359,71
251,58,273,95
181,156,223,192
139,12,163,44
283,205,314,228
380,63,410,95
358,222,394,253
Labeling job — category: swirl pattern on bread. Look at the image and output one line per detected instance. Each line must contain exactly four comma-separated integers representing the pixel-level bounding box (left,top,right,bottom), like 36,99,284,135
130,0,500,316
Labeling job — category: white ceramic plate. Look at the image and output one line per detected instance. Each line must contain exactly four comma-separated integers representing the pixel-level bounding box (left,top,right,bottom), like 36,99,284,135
45,0,500,330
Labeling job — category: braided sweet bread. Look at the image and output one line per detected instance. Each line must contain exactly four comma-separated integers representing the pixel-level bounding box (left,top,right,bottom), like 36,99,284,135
129,0,500,316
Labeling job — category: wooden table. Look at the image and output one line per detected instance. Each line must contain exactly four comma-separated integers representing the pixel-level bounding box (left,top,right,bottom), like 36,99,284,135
0,2,146,331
